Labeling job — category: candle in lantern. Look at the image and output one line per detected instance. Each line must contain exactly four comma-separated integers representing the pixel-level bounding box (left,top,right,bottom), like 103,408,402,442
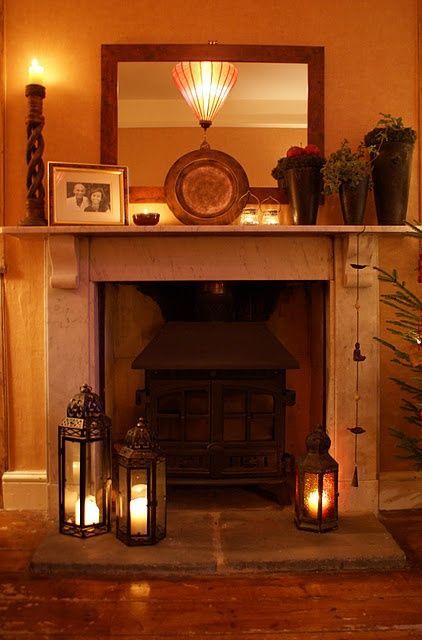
75,494,100,526
306,488,329,518
240,208,260,225
261,209,280,225
130,483,148,534
28,58,45,85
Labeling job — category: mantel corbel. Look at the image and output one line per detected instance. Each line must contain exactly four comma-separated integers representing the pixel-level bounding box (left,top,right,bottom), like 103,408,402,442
342,234,376,288
48,235,79,289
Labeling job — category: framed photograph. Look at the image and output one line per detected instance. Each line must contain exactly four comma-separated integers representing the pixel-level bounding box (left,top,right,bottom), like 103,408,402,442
48,162,128,225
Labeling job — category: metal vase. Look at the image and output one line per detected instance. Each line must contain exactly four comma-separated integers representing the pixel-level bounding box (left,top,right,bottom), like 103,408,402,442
371,141,414,225
284,167,322,225
339,176,369,225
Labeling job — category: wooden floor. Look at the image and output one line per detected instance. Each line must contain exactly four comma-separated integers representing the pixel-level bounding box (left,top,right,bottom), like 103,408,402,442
0,509,421,639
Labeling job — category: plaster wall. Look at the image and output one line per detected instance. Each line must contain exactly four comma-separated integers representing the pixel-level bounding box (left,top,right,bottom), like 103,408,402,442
1,0,420,479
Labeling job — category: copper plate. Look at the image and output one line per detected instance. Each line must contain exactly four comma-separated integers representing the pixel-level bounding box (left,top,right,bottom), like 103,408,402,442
164,147,249,225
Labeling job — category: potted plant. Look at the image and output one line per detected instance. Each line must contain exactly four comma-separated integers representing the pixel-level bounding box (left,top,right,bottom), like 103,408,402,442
364,113,417,225
271,144,325,225
322,140,371,225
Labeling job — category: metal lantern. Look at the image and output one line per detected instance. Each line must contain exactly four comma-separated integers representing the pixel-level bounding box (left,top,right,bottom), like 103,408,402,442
58,384,111,538
295,425,339,532
116,417,166,546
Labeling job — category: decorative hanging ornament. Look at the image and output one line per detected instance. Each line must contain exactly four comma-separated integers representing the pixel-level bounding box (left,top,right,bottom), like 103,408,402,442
408,316,422,368
348,233,367,487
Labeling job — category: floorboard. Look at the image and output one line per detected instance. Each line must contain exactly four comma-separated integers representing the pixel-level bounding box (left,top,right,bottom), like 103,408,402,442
0,509,421,638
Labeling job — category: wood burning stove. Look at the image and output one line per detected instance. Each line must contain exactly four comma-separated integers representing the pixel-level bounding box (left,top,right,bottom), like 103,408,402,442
133,317,298,484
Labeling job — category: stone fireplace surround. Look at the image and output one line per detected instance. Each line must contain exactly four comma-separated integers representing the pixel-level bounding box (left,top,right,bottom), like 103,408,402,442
2,224,401,513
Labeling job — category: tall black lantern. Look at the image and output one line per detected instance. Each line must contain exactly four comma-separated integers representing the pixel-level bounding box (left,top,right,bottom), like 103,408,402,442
295,425,339,532
116,417,166,546
58,384,111,538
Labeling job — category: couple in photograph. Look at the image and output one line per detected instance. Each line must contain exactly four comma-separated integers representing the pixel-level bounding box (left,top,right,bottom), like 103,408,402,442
66,183,111,214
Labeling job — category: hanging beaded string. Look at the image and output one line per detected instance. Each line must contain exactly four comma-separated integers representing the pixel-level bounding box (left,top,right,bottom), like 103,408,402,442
348,231,367,487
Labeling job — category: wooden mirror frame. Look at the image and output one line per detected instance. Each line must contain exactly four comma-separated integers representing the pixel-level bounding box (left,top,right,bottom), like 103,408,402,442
101,44,324,204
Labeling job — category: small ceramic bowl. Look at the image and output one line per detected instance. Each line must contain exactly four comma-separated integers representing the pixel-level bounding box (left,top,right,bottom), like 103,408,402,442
132,212,160,226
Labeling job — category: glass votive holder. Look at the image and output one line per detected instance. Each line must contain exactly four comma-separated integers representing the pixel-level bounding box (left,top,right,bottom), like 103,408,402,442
261,208,280,225
240,207,260,225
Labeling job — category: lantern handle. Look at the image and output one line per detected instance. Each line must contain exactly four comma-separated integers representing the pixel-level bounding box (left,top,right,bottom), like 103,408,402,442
238,190,261,210
261,194,281,213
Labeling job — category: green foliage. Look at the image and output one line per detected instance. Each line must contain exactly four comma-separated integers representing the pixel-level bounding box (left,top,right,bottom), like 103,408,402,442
365,113,417,147
375,252,422,469
321,140,371,196
271,154,325,187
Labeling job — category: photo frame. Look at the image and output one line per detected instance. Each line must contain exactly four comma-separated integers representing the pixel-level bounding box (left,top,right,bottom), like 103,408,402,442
48,162,128,225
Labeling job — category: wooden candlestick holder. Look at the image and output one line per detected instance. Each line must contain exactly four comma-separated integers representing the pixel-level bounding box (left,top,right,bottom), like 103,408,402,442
21,83,47,226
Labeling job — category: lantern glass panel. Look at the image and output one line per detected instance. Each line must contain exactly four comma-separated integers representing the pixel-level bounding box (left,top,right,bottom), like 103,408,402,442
303,472,330,519
322,471,336,520
74,440,105,526
155,458,167,536
63,440,80,522
118,464,128,525
130,468,148,536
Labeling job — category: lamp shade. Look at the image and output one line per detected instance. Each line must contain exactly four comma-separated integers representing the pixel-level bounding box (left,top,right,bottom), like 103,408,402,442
172,61,238,129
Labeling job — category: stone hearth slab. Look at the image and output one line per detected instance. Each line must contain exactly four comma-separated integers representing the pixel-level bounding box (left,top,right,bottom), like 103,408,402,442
30,507,406,576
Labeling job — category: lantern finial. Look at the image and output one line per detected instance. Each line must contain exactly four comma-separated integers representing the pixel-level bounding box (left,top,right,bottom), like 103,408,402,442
124,417,158,450
66,383,104,418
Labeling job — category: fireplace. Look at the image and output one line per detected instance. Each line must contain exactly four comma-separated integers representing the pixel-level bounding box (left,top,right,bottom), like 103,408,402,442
4,229,379,514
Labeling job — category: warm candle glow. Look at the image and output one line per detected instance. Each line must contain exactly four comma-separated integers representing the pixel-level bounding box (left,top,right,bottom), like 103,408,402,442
306,488,330,518
240,208,260,225
75,495,100,526
28,58,44,85
262,209,279,225
130,483,148,534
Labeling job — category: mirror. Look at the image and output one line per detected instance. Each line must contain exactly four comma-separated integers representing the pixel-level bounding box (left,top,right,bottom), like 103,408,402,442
101,44,324,203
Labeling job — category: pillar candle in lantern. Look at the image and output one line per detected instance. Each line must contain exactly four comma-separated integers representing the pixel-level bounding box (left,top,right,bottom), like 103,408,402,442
75,495,100,526
305,488,329,519
130,483,148,534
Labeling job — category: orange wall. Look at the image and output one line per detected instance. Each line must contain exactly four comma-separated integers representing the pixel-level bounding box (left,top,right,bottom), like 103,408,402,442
2,0,420,472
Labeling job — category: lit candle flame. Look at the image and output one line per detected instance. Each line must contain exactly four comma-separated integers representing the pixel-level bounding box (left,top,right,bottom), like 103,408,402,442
28,58,44,85
306,489,330,518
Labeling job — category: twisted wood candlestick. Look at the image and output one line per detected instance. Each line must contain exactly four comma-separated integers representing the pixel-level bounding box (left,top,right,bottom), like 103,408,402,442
21,83,47,225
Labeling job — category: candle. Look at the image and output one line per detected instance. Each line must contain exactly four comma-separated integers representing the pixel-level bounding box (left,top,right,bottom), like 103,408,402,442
262,209,279,225
306,488,329,518
75,494,100,526
240,208,260,225
28,58,44,85
130,483,148,535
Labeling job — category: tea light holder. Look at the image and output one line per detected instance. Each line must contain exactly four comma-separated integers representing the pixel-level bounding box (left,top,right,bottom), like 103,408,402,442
261,208,280,225
261,196,281,225
239,191,261,225
240,207,260,225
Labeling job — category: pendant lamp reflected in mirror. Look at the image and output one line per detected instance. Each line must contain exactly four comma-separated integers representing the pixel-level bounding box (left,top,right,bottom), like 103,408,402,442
172,60,238,145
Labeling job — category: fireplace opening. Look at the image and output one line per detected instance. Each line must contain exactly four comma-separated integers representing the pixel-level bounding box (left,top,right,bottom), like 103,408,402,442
101,280,327,499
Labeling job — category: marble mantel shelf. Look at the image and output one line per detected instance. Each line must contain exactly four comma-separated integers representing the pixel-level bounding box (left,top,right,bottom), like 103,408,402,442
0,224,410,237
1,224,410,289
